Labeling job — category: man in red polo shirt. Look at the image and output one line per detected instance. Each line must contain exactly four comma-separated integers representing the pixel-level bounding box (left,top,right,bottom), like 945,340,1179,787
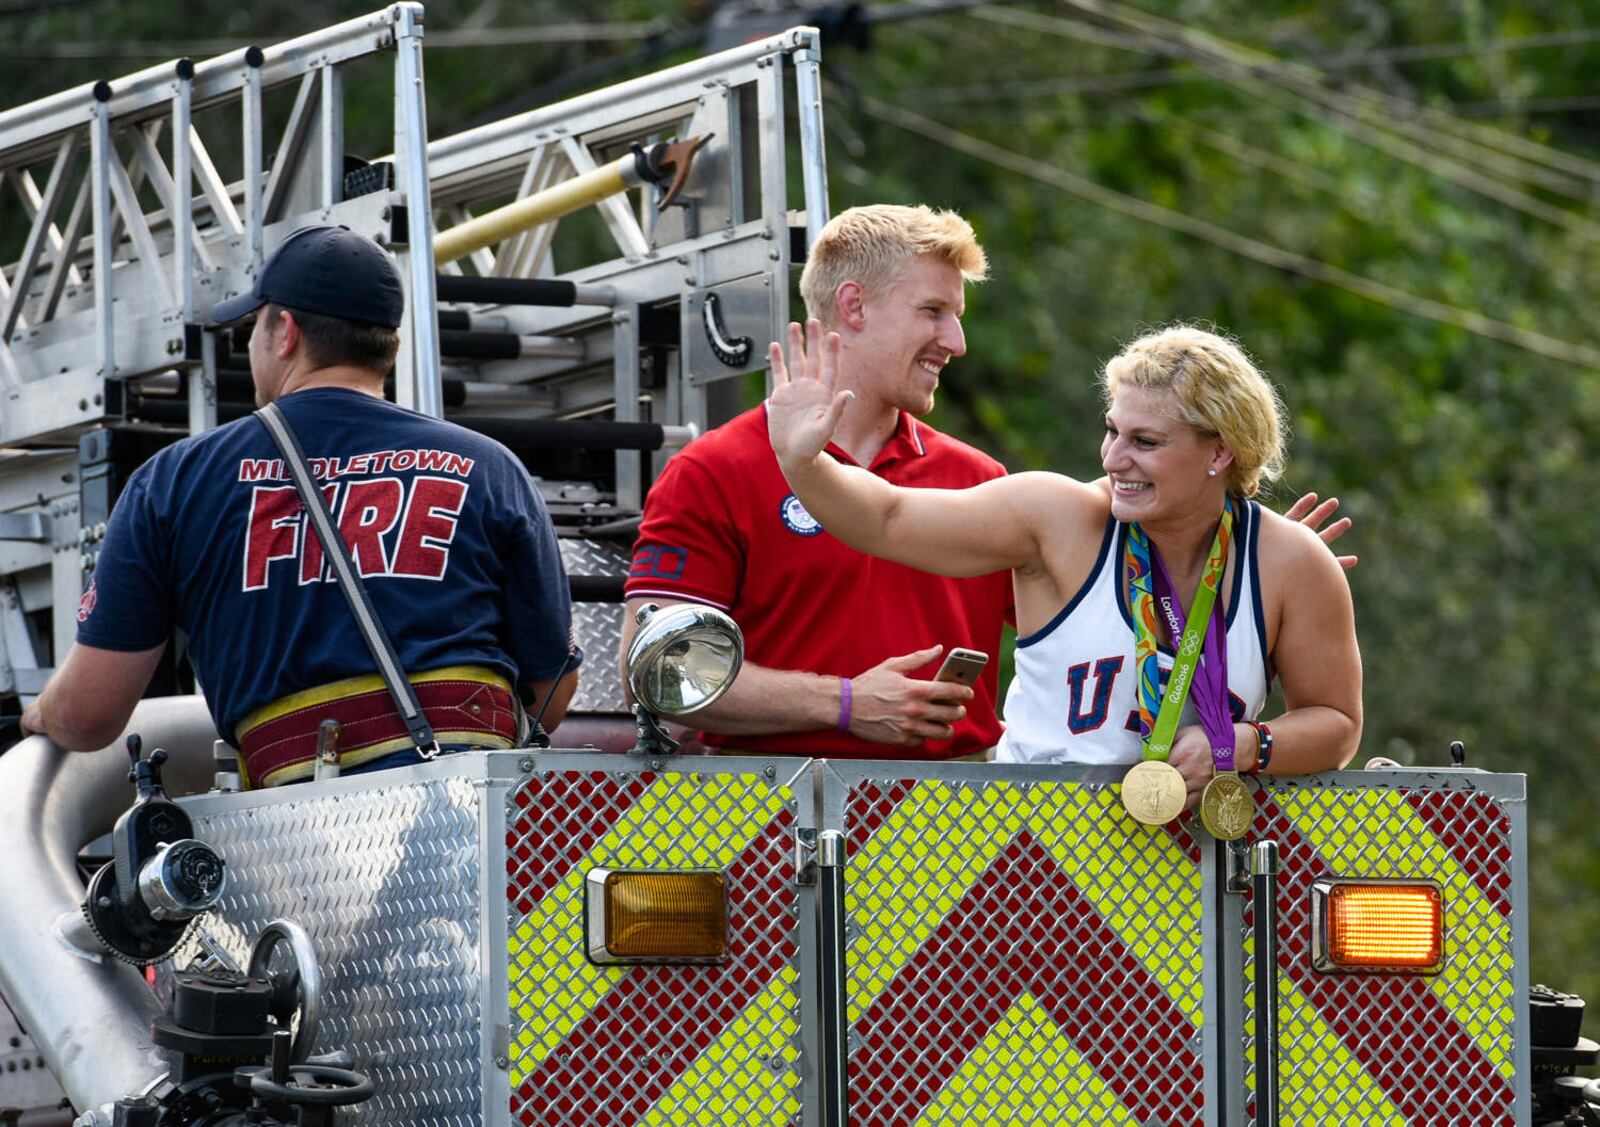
622,204,1355,761
623,205,1003,759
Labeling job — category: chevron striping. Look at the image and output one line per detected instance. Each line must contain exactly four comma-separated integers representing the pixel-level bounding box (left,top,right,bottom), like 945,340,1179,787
1278,787,1517,1079
638,974,801,1127
507,770,648,911
1250,792,1515,1123
1405,789,1513,918
1246,938,1409,1125
849,831,1203,1126
844,779,1026,1023
513,809,797,1125
914,991,1142,1126
508,771,787,1080
1033,783,1205,1024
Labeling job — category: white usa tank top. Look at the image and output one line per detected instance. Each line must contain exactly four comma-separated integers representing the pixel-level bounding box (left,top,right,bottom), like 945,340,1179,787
997,499,1270,765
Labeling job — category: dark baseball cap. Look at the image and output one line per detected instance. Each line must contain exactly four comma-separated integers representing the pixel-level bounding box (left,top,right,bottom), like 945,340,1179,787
210,224,404,328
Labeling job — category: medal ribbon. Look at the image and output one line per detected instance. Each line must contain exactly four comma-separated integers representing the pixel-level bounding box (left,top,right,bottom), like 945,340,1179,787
1153,539,1236,770
1127,500,1235,763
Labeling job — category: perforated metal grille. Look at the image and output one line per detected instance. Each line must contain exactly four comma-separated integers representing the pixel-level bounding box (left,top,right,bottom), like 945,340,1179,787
1242,781,1520,1125
842,775,1206,1126
187,777,483,1126
506,765,802,1126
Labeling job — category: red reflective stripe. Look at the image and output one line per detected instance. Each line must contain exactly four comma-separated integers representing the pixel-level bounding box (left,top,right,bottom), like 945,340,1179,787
1250,794,1515,1123
1404,790,1513,918
848,831,1204,1127
513,811,795,1125
507,771,651,915
238,677,518,785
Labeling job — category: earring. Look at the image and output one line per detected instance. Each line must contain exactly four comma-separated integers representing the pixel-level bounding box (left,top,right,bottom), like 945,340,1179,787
1207,468,1217,477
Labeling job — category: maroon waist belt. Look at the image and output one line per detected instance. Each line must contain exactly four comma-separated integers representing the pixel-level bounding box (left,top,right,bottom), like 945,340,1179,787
236,667,521,788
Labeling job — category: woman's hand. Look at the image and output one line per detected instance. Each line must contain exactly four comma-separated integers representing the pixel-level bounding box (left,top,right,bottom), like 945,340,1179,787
1168,724,1219,812
767,319,852,469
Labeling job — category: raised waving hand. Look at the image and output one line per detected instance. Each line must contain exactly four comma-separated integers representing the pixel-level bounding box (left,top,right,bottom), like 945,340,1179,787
768,320,852,468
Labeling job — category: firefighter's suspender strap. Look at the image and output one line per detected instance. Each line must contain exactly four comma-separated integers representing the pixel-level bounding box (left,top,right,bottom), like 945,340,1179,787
255,402,440,759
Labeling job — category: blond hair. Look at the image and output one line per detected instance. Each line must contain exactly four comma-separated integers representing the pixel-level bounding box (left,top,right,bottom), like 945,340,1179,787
799,204,989,326
1100,324,1287,498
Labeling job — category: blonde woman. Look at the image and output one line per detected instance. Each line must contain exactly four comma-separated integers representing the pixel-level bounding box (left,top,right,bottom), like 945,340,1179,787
767,321,1361,810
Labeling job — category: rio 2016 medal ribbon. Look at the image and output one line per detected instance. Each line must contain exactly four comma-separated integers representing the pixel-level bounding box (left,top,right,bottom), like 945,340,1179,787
1121,501,1236,828
1149,521,1255,841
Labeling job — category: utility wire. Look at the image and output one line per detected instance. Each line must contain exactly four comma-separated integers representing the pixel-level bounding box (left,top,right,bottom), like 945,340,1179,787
1452,94,1600,117
1034,1,1600,191
960,8,1600,74
967,4,1600,234
861,96,1600,372
971,4,1600,200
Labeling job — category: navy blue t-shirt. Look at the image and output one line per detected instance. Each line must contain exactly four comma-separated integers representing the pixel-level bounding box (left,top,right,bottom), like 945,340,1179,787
77,387,579,742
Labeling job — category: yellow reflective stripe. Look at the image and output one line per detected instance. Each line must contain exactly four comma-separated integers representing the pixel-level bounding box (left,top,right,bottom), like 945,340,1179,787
914,992,1141,1126
639,971,801,1126
1033,784,1204,1024
1278,789,1516,1079
845,780,1025,1023
508,772,785,1081
236,663,510,737
1247,945,1408,1127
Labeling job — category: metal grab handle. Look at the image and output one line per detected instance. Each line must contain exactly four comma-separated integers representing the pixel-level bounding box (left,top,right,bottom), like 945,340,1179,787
817,830,849,1127
1251,840,1281,1126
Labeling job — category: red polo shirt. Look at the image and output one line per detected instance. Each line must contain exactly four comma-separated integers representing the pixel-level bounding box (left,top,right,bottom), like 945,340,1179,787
625,404,1010,759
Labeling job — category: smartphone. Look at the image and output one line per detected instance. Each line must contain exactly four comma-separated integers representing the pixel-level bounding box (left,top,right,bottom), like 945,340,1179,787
934,647,989,687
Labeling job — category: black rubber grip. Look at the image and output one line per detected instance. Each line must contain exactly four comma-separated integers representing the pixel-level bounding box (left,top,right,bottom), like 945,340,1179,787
458,417,669,452
439,329,521,361
436,275,579,307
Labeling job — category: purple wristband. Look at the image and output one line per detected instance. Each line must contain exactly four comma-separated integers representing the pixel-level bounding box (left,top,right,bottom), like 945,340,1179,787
837,677,853,732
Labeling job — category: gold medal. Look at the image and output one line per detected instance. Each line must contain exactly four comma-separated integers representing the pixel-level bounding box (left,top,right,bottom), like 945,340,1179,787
1121,760,1187,826
1199,770,1253,840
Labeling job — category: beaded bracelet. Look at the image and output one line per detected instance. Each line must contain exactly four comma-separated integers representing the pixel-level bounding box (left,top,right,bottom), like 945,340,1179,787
1245,720,1274,774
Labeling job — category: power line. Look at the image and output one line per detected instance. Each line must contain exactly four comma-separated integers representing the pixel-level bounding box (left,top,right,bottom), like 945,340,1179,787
968,2,1600,229
961,6,1600,87
1037,0,1600,190
1451,95,1600,117
860,96,1600,373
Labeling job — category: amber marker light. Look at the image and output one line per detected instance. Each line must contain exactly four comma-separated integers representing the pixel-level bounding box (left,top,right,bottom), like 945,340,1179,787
1310,878,1444,974
585,869,729,964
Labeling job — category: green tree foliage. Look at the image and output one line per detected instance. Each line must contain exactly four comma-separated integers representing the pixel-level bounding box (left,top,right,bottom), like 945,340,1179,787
826,0,1600,1008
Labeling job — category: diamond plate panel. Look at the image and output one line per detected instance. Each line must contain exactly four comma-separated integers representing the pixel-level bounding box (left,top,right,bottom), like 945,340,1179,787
559,537,631,578
840,771,1206,1127
505,762,803,1127
1241,777,1523,1126
561,537,628,714
572,602,627,713
183,776,484,1126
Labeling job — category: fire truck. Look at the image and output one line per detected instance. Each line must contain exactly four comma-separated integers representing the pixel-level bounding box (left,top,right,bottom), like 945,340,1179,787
0,6,1595,1125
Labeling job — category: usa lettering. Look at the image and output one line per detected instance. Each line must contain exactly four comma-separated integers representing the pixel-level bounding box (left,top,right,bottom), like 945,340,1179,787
242,475,468,590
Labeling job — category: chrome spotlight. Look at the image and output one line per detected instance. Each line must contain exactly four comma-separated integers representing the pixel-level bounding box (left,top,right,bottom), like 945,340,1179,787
625,603,744,753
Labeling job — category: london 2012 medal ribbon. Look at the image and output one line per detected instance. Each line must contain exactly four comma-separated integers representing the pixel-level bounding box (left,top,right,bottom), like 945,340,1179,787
1149,529,1253,840
1121,502,1236,828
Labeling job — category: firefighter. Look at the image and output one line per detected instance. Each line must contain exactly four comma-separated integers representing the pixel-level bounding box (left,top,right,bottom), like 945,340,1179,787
22,225,581,786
